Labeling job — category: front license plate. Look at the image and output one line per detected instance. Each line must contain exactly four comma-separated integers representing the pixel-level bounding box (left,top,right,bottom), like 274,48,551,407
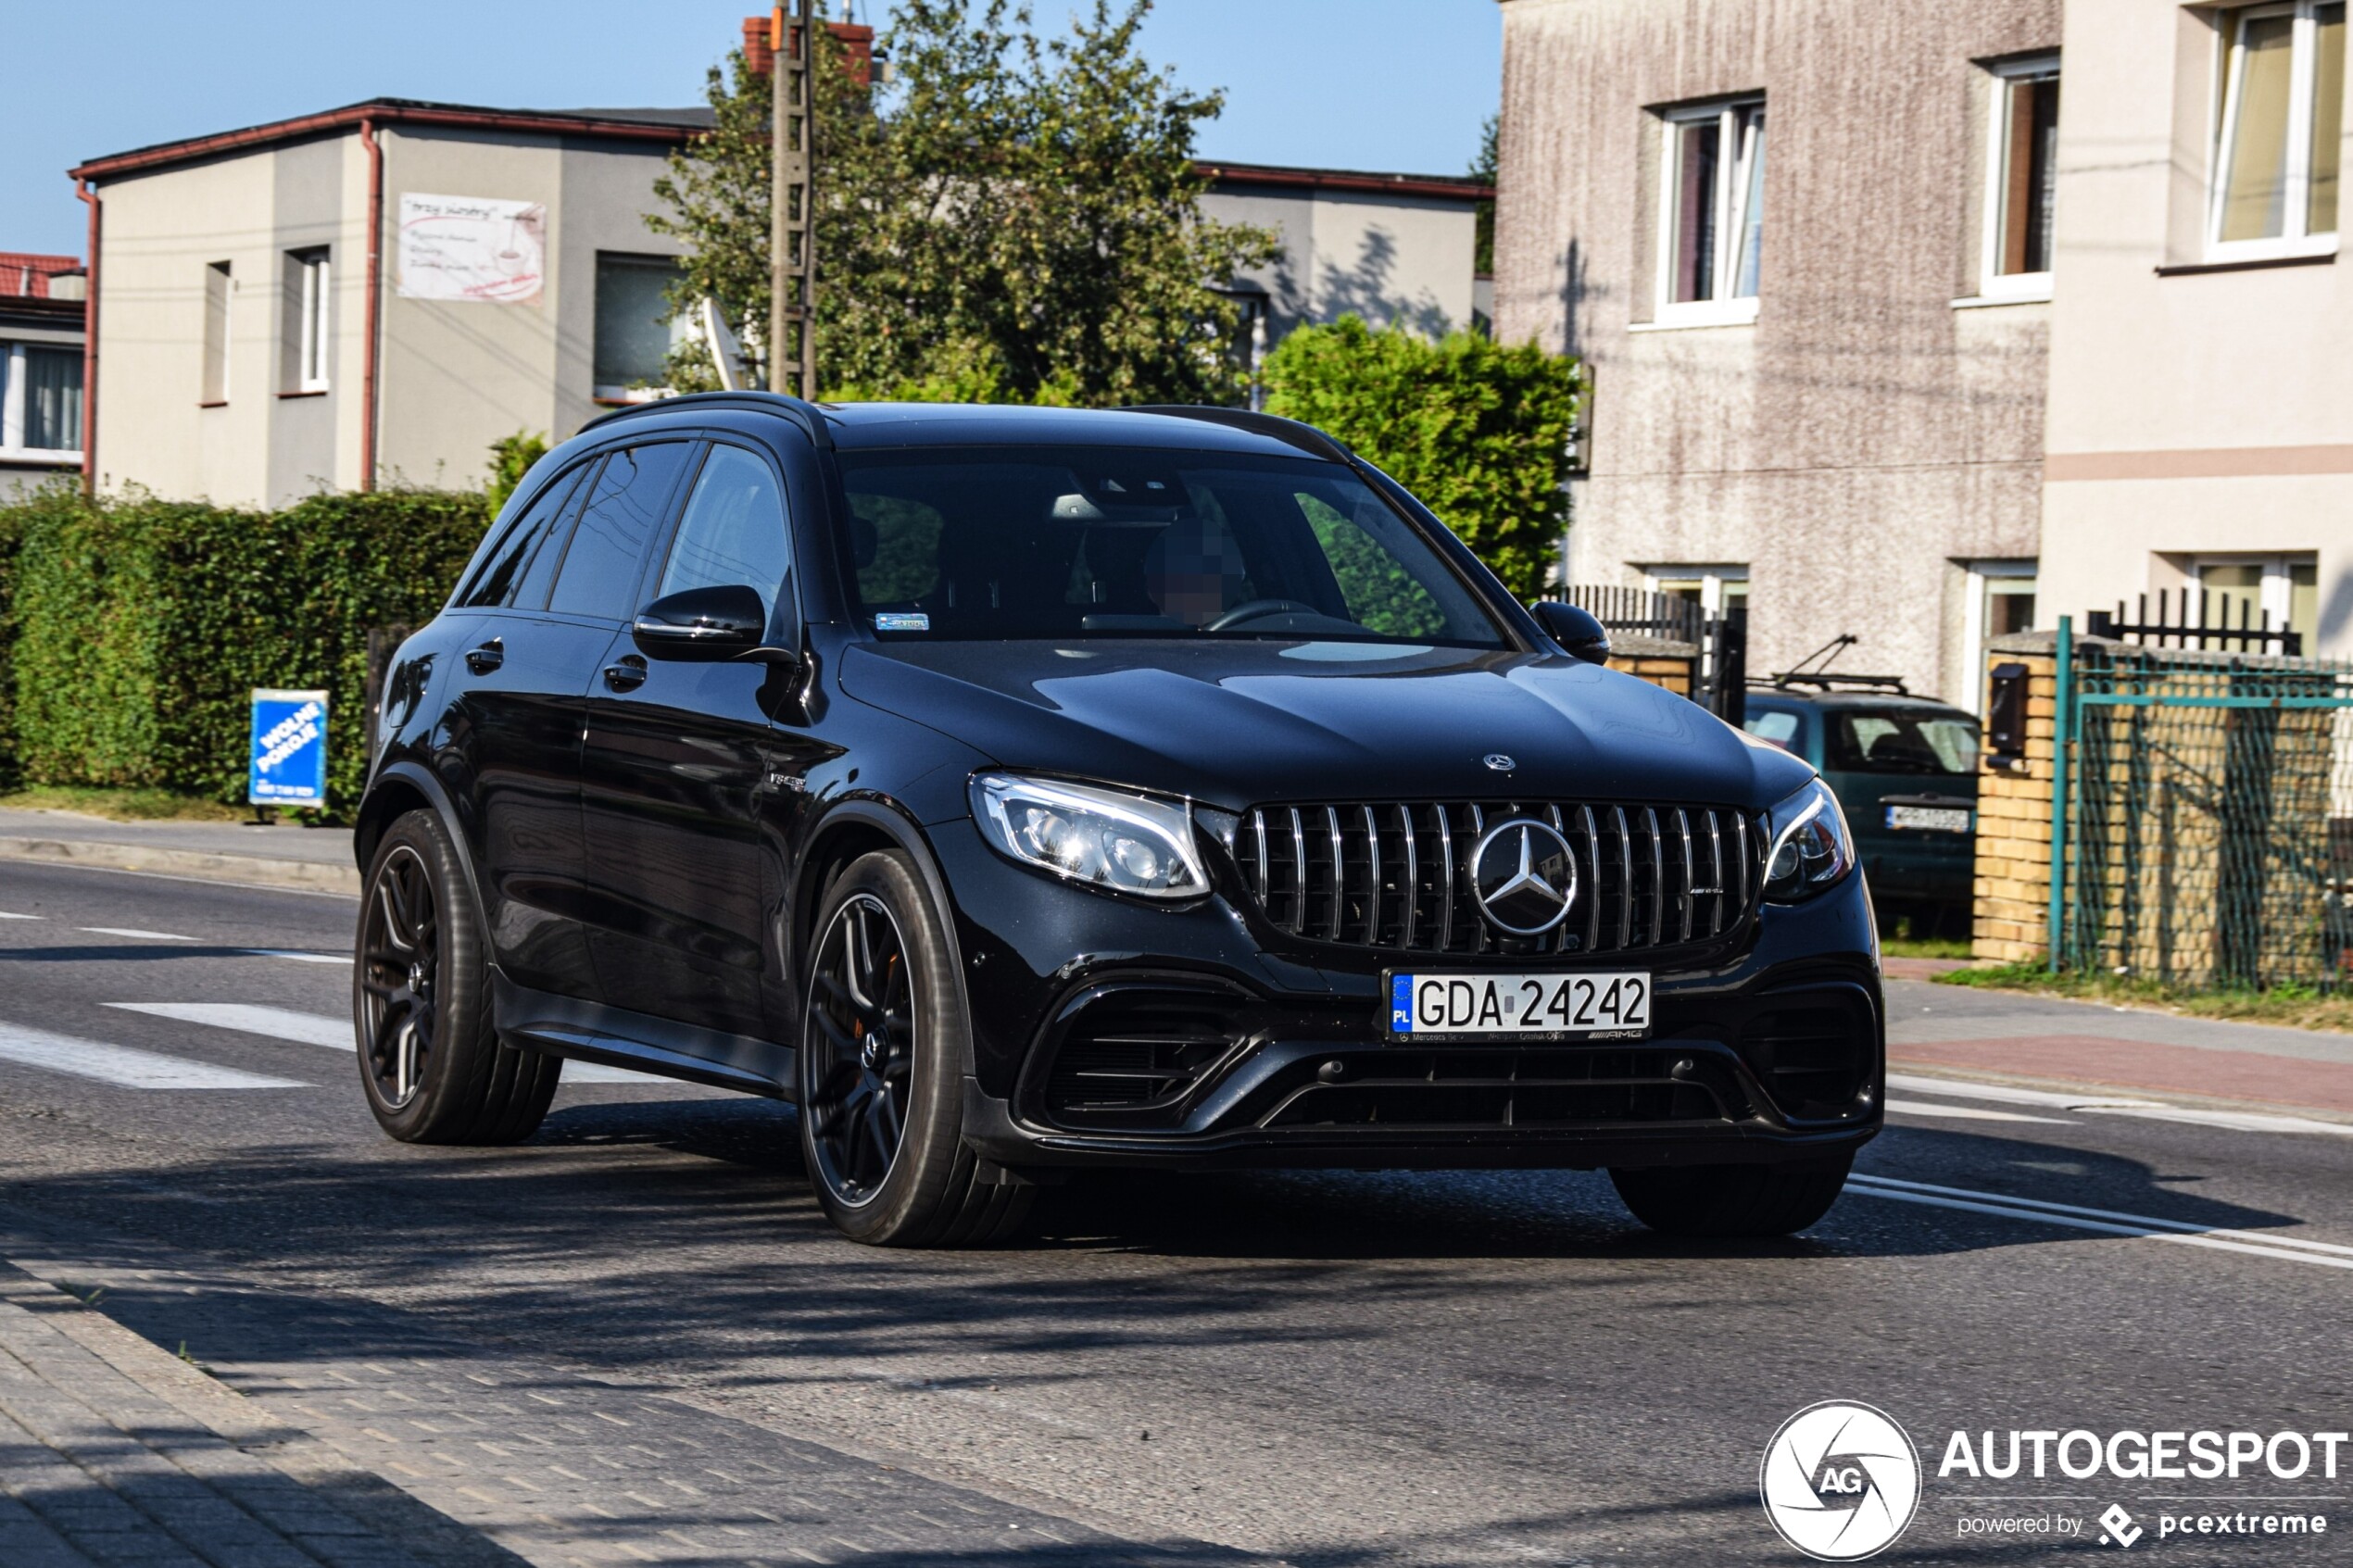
1885,805,1971,834
1388,971,1652,1038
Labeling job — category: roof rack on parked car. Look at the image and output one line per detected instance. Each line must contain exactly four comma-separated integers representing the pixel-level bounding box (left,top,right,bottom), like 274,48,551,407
1755,671,1914,695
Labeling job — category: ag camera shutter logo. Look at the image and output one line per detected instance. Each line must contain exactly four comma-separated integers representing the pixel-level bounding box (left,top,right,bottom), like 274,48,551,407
1760,1400,1922,1561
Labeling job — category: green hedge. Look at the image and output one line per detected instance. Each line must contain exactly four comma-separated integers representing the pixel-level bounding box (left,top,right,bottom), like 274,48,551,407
1263,316,1586,603
0,482,490,813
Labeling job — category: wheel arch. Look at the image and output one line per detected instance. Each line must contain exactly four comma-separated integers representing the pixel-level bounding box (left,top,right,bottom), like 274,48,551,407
787,798,973,1070
356,760,491,945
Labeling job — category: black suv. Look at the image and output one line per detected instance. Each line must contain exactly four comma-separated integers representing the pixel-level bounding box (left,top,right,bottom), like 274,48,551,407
354,396,1881,1246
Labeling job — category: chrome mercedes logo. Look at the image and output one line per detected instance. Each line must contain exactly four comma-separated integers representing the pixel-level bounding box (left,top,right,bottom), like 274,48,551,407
1482,753,1516,771
1469,819,1578,935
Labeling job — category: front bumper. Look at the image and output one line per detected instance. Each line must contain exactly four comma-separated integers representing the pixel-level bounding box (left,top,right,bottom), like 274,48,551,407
934,817,1885,1173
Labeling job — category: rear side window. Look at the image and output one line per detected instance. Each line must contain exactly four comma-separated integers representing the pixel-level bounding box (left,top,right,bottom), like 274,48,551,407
1826,711,1979,775
547,442,695,621
657,445,792,620
458,463,585,608
1744,710,1801,752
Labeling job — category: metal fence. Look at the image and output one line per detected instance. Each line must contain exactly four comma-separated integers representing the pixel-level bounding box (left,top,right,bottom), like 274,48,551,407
2053,616,2353,990
1566,585,1747,723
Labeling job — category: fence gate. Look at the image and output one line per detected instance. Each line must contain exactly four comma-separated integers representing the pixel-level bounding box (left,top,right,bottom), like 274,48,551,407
1566,585,1748,723
2052,611,2353,990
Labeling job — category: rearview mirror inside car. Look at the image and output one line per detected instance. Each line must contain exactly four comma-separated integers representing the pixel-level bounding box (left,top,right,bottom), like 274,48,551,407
1530,601,1612,665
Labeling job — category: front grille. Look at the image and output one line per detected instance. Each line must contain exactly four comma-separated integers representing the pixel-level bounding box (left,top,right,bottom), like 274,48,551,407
1230,800,1758,956
1262,1046,1731,1128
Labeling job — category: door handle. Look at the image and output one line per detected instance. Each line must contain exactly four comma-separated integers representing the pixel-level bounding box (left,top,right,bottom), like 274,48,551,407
464,640,504,674
603,655,648,693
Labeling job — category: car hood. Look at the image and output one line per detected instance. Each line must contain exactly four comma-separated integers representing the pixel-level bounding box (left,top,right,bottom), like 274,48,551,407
838,638,1811,810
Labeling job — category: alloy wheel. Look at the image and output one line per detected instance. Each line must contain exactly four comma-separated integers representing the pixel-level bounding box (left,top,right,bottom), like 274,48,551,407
804,892,916,1205
360,844,438,1110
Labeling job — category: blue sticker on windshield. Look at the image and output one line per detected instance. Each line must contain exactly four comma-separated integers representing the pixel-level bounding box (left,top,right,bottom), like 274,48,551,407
875,613,930,633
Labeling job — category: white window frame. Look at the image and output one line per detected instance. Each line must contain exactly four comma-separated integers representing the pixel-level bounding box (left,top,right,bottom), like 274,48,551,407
2208,0,2344,263
1960,559,2038,712
1976,56,2061,303
201,260,233,406
1649,97,1766,329
294,249,331,392
2195,552,2314,631
1642,564,1748,617
0,341,84,464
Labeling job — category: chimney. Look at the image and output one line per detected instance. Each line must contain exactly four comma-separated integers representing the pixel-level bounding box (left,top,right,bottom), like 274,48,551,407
740,13,877,89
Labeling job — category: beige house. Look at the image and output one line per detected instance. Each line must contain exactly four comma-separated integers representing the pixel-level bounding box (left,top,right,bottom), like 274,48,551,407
74,100,704,507
1499,0,2353,695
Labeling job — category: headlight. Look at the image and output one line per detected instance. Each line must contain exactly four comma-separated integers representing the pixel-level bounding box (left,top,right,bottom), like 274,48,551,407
971,773,1210,899
1762,778,1855,903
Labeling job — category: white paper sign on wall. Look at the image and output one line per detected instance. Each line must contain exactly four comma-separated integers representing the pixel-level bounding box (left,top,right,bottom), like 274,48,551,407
396,194,547,305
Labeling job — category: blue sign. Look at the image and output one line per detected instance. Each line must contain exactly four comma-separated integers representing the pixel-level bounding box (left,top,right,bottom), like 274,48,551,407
249,688,329,808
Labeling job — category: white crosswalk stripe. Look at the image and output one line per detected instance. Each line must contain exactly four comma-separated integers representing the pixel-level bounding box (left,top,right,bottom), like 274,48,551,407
105,1001,663,1085
0,1021,308,1089
79,926,195,941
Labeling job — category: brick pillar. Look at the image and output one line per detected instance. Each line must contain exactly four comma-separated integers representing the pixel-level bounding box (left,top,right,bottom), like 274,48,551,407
1603,636,1698,699
1972,632,2059,964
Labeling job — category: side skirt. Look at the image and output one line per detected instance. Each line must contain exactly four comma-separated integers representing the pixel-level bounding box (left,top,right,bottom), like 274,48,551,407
491,973,795,1100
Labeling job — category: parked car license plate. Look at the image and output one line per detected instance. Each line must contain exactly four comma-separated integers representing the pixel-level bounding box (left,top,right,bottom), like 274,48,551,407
1387,971,1651,1038
1885,804,1971,833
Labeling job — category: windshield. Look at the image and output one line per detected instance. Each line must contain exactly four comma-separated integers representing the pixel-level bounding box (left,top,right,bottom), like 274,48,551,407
1825,710,1980,775
837,446,1508,646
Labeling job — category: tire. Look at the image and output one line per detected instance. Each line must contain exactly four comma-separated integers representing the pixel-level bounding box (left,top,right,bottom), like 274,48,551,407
355,809,560,1145
1609,1154,1853,1238
798,849,1030,1248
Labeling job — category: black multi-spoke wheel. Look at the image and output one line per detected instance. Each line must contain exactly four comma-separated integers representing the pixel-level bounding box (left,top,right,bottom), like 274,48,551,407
798,850,1032,1247
360,844,438,1110
355,809,559,1144
803,893,916,1204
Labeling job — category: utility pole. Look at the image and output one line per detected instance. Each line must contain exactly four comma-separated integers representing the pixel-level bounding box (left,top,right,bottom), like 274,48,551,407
771,0,817,399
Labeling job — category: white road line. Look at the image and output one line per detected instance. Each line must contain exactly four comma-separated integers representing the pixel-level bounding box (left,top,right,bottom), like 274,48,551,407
239,949,351,965
104,1001,662,1085
107,1002,349,1048
2092,1105,2353,1138
1884,1073,2163,1110
78,927,195,942
0,912,43,921
1851,1173,2353,1267
0,1022,308,1090
1885,1098,2071,1124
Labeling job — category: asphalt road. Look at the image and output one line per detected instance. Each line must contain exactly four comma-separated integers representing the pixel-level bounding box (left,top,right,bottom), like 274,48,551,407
1,858,2347,1566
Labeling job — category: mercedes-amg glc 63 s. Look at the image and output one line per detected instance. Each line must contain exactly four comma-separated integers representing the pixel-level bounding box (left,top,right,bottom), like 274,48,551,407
353,396,1881,1246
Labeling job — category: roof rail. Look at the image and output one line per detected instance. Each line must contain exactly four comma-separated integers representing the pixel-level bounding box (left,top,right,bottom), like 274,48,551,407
1120,405,1353,463
579,390,833,448
1755,671,1914,694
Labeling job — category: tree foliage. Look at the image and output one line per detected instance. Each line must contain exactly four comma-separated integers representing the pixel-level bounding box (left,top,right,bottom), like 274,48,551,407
1471,113,1498,278
1263,316,1586,603
648,0,1277,406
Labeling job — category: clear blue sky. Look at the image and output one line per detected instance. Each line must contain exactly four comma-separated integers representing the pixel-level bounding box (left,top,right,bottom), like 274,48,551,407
3,1,1500,259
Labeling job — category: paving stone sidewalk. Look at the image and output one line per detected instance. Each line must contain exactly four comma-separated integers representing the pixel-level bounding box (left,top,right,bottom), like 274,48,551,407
0,1222,1248,1568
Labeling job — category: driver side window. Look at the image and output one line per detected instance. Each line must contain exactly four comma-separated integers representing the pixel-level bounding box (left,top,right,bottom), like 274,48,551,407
658,445,793,619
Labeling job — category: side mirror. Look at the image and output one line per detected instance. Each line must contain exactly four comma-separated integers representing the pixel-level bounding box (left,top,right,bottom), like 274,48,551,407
633,583,771,662
1531,601,1612,665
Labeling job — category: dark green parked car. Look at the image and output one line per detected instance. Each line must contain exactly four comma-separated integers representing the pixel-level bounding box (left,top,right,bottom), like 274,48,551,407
1742,678,1981,931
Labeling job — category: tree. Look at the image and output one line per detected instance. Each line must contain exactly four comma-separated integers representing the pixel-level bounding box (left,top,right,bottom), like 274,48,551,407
648,1,1278,406
1263,315,1585,603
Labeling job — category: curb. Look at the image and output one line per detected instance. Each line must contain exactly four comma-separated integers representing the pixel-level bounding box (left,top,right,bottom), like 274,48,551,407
0,834,359,895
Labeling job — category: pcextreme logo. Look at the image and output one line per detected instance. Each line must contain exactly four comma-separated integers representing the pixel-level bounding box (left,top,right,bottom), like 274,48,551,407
1760,1400,1923,1562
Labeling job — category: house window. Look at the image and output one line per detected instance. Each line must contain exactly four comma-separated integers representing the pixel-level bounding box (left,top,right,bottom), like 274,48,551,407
0,343,83,457
2210,1,2345,258
286,248,330,392
593,254,689,400
1982,58,2060,297
201,260,233,404
1960,560,2037,711
1655,98,1766,325
2197,554,2318,645
1646,565,1748,619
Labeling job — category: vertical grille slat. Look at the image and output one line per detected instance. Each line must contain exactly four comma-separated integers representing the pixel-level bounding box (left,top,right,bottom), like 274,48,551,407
1227,798,1760,956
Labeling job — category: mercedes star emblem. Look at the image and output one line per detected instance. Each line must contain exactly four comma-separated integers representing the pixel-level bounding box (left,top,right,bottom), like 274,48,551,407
1482,753,1516,771
1469,818,1578,935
